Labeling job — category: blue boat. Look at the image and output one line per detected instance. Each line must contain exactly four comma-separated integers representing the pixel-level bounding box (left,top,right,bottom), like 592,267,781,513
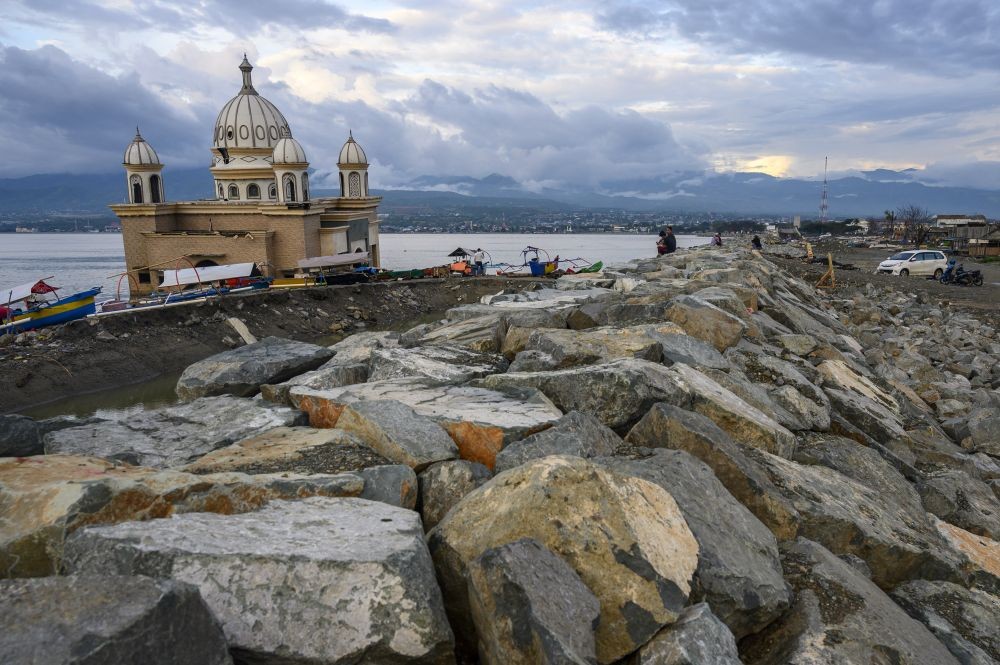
1,279,102,334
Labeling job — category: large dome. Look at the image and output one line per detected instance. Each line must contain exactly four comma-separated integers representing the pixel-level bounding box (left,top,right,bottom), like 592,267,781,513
213,56,291,151
338,132,368,166
123,128,160,165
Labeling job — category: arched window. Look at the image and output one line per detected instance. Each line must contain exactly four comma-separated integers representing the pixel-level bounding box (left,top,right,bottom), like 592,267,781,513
339,172,345,197
150,174,162,203
130,175,143,204
219,184,224,199
247,183,260,199
301,173,309,202
349,172,361,197
364,172,369,196
268,183,277,199
228,184,240,200
283,173,296,202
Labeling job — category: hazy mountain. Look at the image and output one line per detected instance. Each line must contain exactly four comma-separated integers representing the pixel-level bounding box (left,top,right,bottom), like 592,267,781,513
2,167,999,219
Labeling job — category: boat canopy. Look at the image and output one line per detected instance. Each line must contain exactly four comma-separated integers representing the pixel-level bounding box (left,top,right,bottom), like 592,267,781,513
160,263,260,288
447,247,477,258
2,278,58,304
297,253,370,269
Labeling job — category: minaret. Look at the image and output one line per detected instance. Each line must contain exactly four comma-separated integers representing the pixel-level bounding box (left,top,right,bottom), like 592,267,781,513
123,127,164,204
338,131,370,198
239,54,257,95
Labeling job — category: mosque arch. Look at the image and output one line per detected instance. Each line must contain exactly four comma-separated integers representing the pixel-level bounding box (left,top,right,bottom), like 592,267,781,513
150,174,162,203
283,173,296,202
130,175,143,204
349,171,361,197
268,183,277,199
301,173,310,201
339,172,345,197
228,184,240,200
247,183,261,199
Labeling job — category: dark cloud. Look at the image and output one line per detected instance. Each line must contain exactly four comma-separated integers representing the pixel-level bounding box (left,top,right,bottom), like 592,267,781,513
597,0,1000,72
0,44,208,177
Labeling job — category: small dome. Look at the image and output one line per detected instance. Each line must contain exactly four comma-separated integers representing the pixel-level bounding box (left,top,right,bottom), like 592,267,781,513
123,128,160,166
272,136,308,164
213,56,292,150
338,132,368,166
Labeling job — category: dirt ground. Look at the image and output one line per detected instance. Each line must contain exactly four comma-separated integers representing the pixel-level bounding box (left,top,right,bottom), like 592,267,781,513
0,276,545,416
768,239,1000,325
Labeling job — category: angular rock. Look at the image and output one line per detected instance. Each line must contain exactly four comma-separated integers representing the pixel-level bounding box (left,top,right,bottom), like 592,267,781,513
663,295,747,351
43,396,305,468
293,378,562,469
0,575,231,665
368,344,506,383
478,358,689,432
65,498,455,664
601,450,790,639
0,414,42,457
742,538,961,665
670,363,795,457
335,400,458,472
0,454,415,578
181,426,389,476
176,336,333,400
776,333,817,356
508,349,560,372
826,387,907,443
494,411,623,473
467,538,600,665
419,460,492,531
566,302,610,330
891,580,1000,665
934,520,1000,595
918,469,1000,541
418,313,508,353
428,456,699,664
523,326,664,368
630,603,741,665
648,330,731,371
327,330,399,362
750,449,967,588
625,403,800,541
261,361,368,406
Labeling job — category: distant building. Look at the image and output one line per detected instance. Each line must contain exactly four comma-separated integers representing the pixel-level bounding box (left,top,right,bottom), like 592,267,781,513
969,226,1000,257
110,56,381,295
933,214,989,253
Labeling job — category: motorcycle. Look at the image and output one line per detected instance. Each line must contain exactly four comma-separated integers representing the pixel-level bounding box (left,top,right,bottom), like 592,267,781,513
939,259,957,284
954,264,984,286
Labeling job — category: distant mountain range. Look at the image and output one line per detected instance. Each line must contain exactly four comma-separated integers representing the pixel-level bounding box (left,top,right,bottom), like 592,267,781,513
2,167,999,219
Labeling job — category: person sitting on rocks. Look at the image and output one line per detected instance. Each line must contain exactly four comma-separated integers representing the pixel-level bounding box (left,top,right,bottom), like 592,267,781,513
664,226,677,254
711,233,723,247
752,235,763,250
656,231,668,256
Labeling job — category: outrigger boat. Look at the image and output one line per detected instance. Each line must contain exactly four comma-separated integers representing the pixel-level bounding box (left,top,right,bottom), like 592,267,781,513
271,252,372,289
96,262,268,314
1,278,102,334
493,247,602,276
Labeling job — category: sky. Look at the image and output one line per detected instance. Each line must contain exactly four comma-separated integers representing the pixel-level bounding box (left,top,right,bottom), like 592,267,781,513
2,0,1000,193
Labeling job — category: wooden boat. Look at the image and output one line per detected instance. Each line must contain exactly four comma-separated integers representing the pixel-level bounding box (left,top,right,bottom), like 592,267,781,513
1,279,102,334
577,260,603,273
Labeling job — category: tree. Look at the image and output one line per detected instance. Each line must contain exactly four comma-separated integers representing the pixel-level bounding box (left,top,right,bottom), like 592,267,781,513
895,204,931,244
880,209,896,238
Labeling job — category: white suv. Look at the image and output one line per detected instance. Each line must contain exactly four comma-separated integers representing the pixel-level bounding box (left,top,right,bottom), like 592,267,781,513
876,250,948,277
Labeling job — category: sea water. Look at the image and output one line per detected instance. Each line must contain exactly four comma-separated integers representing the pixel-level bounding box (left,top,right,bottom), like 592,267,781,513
0,232,709,298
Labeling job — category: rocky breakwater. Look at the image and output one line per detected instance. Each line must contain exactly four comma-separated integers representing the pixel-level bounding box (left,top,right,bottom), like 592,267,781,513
2,243,1000,664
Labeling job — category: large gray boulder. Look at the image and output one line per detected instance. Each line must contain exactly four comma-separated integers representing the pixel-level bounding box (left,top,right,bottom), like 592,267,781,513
648,330,731,371
917,469,1000,540
419,460,492,531
478,358,689,432
601,450,790,639
630,603,741,665
261,361,368,406
494,411,622,473
467,538,600,665
0,575,231,665
335,400,459,472
368,344,507,383
522,326,663,368
663,295,747,351
742,538,961,665
65,497,455,664
428,455,699,664
892,580,1000,665
0,414,42,457
625,403,800,541
418,313,509,353
327,330,399,362
43,396,305,468
292,378,562,470
176,336,333,400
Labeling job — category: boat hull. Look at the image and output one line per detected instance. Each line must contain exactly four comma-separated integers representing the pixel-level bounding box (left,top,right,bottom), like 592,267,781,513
1,288,102,334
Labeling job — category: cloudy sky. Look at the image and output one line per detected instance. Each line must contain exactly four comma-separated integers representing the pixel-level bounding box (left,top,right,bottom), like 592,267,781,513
2,0,1000,192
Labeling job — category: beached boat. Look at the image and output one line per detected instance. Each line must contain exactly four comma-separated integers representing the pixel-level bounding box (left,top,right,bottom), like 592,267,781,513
1,278,102,334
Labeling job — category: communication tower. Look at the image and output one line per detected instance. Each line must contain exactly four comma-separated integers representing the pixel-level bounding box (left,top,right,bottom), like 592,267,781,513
819,156,829,223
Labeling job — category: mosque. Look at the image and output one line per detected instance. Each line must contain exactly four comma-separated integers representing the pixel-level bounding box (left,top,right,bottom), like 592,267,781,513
110,56,381,295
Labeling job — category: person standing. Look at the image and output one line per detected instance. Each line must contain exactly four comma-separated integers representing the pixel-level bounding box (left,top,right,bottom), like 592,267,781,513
665,226,677,254
472,248,485,276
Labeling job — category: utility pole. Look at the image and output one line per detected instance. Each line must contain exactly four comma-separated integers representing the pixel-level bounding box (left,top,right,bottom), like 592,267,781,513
819,156,829,224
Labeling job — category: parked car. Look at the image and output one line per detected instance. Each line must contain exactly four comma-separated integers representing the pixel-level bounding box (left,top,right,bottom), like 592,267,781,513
876,250,949,277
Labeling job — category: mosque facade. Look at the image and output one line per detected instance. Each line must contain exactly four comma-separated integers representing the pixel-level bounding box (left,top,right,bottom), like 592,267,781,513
110,56,381,296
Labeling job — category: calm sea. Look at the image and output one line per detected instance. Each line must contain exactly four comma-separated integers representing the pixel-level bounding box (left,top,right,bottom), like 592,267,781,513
0,232,708,299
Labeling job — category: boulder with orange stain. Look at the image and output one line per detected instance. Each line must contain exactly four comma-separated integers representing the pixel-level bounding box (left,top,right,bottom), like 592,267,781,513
290,378,562,470
0,454,415,578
